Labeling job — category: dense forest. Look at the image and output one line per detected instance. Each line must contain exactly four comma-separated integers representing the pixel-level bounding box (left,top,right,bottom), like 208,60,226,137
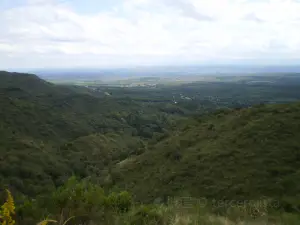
1,71,300,224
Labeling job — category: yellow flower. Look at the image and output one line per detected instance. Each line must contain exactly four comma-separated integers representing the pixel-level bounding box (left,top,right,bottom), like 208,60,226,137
5,190,15,214
0,189,15,225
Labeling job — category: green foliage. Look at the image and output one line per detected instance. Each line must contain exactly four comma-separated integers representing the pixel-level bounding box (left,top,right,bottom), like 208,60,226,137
16,177,104,224
3,71,300,224
0,71,173,196
50,177,105,214
16,177,132,225
113,101,300,207
105,191,132,213
5,178,300,225
126,205,165,225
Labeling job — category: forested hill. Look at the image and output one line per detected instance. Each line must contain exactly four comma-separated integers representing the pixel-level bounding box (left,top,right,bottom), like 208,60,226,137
112,102,300,206
1,70,300,211
0,71,174,196
0,70,131,141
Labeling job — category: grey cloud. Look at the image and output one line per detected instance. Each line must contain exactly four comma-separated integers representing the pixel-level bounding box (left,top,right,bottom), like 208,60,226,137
162,0,214,21
1,0,300,69
1,4,86,45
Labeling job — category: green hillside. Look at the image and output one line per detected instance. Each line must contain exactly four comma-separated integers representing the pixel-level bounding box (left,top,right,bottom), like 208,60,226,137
2,71,300,224
2,70,300,205
0,71,171,196
113,102,300,208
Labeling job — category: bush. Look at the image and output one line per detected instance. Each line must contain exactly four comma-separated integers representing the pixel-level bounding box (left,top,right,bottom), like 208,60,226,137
105,191,132,213
128,205,164,225
7,177,135,225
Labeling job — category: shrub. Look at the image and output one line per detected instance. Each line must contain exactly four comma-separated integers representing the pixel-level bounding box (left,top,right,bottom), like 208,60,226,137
128,205,164,225
105,191,132,213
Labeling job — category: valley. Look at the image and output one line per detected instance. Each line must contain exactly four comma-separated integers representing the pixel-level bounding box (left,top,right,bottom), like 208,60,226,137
1,71,300,224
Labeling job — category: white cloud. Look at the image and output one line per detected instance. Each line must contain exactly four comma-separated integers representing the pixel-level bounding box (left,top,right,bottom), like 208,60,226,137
0,0,300,69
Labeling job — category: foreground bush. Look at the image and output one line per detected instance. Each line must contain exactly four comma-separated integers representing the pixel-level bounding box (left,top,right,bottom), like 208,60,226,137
127,205,167,225
3,178,300,225
13,177,133,225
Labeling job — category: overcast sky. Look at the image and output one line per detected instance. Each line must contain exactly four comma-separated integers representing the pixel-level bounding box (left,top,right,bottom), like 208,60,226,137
1,0,300,69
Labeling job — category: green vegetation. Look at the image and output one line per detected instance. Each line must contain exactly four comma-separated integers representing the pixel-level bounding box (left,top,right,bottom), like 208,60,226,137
3,178,300,225
113,102,300,207
2,71,300,224
0,71,176,196
83,73,300,114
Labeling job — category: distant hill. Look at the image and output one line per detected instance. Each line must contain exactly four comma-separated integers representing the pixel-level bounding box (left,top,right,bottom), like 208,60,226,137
31,65,300,82
113,102,300,207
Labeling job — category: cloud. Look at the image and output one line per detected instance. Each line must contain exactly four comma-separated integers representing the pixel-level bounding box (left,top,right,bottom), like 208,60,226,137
1,0,300,69
161,0,214,21
242,13,264,23
27,0,54,4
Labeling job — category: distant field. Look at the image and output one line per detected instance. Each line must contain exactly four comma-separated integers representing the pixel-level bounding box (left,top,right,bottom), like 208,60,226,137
45,73,300,87
48,73,300,116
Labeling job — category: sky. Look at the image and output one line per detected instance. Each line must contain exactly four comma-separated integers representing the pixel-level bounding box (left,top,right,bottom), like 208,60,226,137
1,0,300,69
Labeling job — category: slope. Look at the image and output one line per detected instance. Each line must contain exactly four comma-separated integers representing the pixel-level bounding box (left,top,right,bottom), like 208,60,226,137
113,102,300,207
0,71,170,196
